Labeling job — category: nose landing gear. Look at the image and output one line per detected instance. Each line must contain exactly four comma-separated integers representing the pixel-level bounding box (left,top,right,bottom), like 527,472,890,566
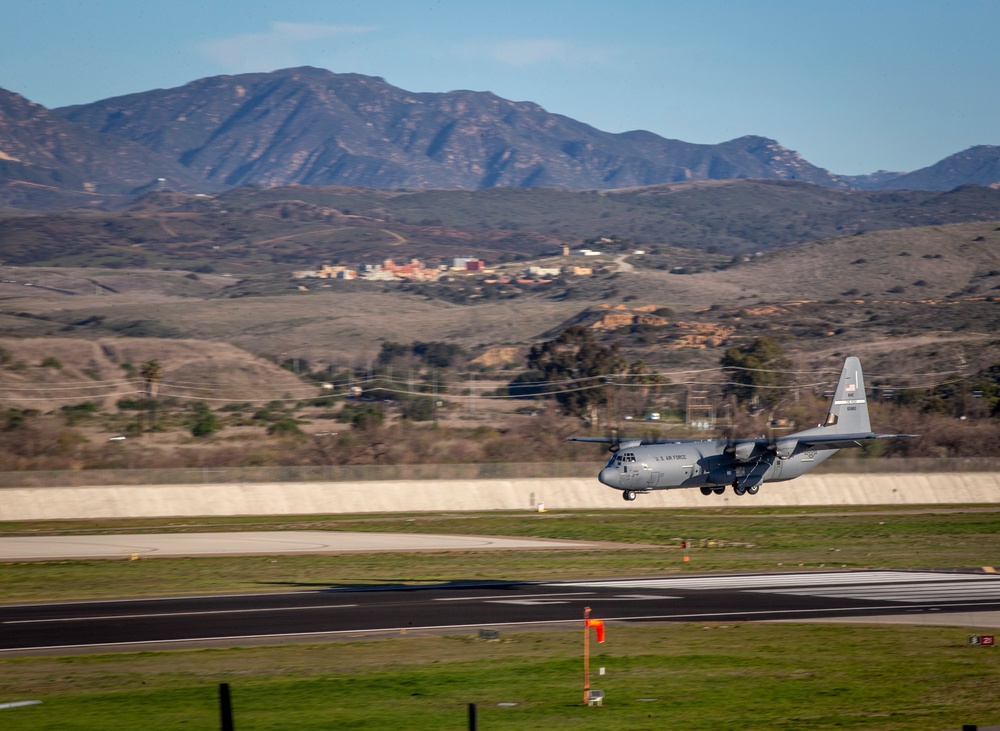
622,490,637,501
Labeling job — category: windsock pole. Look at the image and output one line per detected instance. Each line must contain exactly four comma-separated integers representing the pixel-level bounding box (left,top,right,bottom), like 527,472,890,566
583,607,606,705
583,606,591,705
583,607,590,705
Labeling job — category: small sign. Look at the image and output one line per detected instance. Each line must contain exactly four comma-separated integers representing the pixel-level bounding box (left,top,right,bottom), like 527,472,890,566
968,634,995,646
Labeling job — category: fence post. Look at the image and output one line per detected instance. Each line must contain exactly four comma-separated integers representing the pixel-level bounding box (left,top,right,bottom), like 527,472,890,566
219,683,234,731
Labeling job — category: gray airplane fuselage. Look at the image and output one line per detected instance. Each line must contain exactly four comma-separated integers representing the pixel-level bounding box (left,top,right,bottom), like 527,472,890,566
575,356,916,500
598,440,835,492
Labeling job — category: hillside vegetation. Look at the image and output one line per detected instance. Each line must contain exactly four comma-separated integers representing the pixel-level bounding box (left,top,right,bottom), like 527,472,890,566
3,182,1000,277
0,206,997,471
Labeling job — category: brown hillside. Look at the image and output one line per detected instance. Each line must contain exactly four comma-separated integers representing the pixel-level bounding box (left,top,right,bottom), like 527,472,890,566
0,338,312,411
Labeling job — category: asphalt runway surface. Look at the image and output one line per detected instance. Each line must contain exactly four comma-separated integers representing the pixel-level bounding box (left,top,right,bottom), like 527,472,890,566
4,569,1000,654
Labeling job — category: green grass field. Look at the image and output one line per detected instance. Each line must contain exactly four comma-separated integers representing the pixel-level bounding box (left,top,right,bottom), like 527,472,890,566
1,625,997,730
1,507,997,602
1,507,998,729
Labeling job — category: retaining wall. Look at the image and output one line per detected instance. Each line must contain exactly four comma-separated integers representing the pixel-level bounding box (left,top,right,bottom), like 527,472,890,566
1,473,998,521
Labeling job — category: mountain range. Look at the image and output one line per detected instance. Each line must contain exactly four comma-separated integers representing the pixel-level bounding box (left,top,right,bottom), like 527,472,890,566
1,66,999,209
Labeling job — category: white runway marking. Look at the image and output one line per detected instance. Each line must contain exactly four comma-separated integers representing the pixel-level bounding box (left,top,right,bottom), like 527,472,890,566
5,604,359,624
751,581,1000,603
556,571,997,591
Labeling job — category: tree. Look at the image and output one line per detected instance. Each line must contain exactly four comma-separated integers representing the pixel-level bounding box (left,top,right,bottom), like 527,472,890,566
139,359,163,432
524,326,632,425
190,404,220,438
413,341,464,368
402,396,435,421
376,342,410,367
720,337,792,411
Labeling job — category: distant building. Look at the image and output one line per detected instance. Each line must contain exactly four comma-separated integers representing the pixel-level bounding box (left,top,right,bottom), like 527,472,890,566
315,264,355,279
528,266,562,277
360,268,396,281
358,257,441,281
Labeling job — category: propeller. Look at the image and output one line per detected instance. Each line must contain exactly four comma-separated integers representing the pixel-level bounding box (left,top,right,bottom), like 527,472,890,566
607,427,621,453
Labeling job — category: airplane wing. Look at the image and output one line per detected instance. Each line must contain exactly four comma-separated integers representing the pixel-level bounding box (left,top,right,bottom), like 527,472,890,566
569,432,919,456
568,436,704,447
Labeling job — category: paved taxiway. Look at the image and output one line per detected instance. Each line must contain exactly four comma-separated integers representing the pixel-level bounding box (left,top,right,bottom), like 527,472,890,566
0,531,614,560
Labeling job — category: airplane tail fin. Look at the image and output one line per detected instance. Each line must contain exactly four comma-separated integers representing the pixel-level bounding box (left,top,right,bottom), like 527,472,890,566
821,356,871,434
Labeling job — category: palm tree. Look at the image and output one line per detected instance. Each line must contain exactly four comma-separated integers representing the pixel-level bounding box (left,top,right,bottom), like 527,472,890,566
139,359,163,431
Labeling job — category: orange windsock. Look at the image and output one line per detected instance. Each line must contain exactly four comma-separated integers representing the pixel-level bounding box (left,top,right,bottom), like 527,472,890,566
586,618,605,643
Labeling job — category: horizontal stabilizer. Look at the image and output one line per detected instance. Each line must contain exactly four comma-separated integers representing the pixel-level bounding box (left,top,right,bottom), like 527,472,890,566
797,432,920,451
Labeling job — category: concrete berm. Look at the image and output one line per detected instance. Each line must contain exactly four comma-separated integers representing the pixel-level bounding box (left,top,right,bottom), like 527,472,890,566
0,473,997,521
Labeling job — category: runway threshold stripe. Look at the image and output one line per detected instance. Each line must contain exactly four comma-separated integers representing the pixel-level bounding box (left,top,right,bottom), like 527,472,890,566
5,604,358,624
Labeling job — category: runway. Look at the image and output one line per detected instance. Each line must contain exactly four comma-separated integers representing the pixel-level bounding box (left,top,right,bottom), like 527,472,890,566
4,569,1000,654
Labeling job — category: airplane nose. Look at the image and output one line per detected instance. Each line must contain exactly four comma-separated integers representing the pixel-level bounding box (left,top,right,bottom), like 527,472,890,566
598,467,619,488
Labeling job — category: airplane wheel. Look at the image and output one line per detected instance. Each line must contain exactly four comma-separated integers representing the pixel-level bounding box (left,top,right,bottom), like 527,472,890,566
713,486,725,495
623,490,637,502
746,485,759,495
734,485,746,496
700,487,713,496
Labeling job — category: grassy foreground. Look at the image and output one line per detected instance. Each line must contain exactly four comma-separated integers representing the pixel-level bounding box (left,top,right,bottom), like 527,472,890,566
1,624,998,731
1,507,997,729
1,507,998,603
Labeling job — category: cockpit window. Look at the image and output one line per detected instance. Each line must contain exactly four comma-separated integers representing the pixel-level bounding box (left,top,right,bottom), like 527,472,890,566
609,451,637,468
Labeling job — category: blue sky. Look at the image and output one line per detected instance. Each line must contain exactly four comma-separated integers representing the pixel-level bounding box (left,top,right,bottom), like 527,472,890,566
2,0,997,175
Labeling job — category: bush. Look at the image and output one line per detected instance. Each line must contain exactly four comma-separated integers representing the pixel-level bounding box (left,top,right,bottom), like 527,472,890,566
402,397,436,421
267,419,304,437
190,404,220,438
60,402,98,424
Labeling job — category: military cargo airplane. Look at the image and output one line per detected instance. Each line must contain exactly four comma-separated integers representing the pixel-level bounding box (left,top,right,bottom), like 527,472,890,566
571,357,917,500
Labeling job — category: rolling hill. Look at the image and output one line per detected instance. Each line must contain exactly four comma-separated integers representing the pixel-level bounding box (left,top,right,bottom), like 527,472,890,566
3,181,1000,276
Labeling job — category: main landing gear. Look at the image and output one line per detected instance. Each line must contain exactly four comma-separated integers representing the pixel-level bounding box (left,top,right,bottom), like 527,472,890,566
700,484,760,496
